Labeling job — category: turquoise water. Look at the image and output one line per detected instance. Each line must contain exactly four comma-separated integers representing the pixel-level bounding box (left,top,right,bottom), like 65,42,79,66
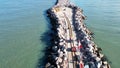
71,0,120,68
0,0,55,68
0,0,120,68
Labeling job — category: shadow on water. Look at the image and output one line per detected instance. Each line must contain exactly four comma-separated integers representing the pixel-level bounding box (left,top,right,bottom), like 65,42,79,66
36,10,52,68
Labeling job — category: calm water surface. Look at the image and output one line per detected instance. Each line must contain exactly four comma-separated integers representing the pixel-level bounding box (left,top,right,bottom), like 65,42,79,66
0,0,55,68
71,0,120,68
0,0,120,68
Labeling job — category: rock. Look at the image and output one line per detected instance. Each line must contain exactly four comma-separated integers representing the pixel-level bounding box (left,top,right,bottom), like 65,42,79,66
45,62,51,68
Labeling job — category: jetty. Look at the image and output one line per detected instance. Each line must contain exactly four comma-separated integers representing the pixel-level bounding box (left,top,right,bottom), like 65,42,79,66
45,0,111,68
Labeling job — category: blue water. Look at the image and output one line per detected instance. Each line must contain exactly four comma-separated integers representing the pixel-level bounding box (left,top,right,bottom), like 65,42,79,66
0,0,55,68
71,0,120,68
0,0,120,68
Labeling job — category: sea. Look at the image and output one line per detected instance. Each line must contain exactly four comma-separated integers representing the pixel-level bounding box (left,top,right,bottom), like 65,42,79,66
0,0,120,68
0,0,56,68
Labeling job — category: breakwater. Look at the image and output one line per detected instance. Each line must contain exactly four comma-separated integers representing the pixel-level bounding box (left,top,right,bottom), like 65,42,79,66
45,0,111,68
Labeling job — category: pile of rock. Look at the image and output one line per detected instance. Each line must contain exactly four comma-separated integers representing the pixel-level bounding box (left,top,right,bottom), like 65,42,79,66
46,8,68,68
72,6,111,68
45,0,111,68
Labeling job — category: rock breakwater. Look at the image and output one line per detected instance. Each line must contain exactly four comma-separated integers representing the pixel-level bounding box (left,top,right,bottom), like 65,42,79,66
45,0,111,68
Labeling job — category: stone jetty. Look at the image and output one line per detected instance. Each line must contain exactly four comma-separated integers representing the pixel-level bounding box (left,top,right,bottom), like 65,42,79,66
45,0,111,68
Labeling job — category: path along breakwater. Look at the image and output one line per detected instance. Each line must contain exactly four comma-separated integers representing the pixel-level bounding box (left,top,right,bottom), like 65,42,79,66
45,0,111,68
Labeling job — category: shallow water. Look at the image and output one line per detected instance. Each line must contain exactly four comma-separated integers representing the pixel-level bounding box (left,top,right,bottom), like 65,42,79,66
71,0,120,68
0,0,55,68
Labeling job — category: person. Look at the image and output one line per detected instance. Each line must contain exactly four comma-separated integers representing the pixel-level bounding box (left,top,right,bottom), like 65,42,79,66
79,60,84,68
71,47,76,52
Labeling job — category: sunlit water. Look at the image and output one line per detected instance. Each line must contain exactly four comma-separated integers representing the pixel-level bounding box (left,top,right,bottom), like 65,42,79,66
0,0,55,68
71,0,120,68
